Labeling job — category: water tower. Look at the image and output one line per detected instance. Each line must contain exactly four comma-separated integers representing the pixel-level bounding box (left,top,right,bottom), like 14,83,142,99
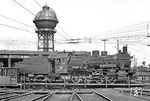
33,5,59,51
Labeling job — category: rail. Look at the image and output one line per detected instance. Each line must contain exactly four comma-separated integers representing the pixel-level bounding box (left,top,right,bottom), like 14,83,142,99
92,90,113,101
69,91,74,101
31,92,52,101
2,92,33,101
73,89,84,101
41,90,56,101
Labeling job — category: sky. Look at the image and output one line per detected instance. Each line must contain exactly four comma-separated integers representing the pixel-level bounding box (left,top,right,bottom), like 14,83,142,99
0,0,150,66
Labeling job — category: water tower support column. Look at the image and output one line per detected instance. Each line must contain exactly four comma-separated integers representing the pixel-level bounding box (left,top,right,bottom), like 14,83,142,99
37,30,55,51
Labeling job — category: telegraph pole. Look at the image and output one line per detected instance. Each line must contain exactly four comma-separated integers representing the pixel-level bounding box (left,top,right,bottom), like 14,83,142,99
102,39,108,51
117,39,119,53
147,24,150,46
147,24,150,37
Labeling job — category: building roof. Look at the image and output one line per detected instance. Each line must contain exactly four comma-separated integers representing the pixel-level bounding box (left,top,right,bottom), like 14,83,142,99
48,53,69,59
0,50,56,55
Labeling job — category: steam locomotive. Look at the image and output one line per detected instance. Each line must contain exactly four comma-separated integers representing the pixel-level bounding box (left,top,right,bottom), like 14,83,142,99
15,46,133,84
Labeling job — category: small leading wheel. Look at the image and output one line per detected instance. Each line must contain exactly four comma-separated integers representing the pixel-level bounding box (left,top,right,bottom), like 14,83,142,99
95,74,105,84
71,75,82,83
106,75,116,84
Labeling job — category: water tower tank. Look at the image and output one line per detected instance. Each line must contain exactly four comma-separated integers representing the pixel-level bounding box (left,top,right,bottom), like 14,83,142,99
33,5,58,30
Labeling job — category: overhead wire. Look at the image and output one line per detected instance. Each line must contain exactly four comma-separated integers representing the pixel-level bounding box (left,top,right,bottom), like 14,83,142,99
12,0,35,16
93,21,149,37
105,30,146,39
57,31,70,40
0,14,35,29
0,1,37,47
113,25,146,33
34,0,42,8
86,23,148,45
68,22,148,46
111,23,146,32
0,23,35,34
101,25,147,37
57,25,73,39
84,23,149,45
57,31,82,51
57,23,148,46
57,24,90,51
0,1,36,35
110,34,146,40
57,26,82,50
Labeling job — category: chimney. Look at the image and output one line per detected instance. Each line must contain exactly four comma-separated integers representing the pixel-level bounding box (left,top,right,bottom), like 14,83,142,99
123,45,127,53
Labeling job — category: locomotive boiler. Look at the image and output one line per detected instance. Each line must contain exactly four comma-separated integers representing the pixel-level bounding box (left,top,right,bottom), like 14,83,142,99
68,46,132,83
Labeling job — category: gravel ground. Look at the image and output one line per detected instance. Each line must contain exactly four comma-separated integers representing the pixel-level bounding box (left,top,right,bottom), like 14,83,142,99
71,94,80,101
45,94,71,101
115,88,150,101
79,93,108,101
0,93,19,100
96,89,148,101
10,94,44,101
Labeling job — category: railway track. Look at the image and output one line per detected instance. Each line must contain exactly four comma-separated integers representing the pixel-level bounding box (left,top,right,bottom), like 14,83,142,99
70,89,112,101
44,89,112,101
0,92,32,101
3,90,56,101
0,89,112,101
0,88,149,101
